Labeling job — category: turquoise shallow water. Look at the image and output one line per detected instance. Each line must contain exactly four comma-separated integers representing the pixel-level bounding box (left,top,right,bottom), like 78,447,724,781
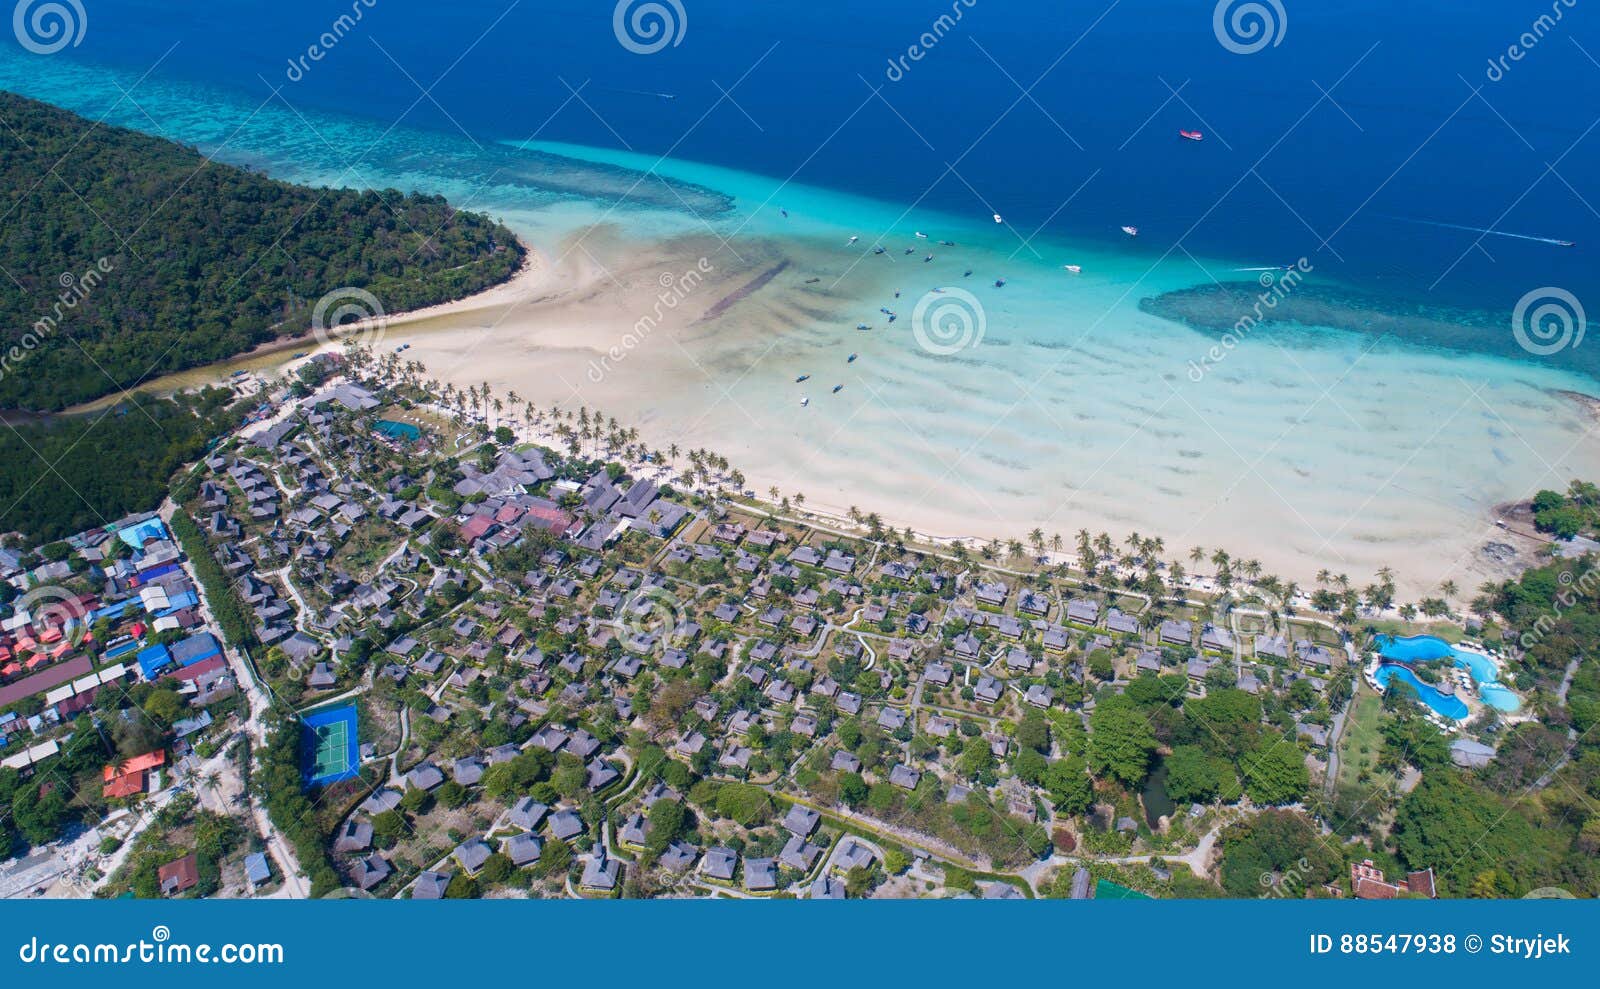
4,45,1600,592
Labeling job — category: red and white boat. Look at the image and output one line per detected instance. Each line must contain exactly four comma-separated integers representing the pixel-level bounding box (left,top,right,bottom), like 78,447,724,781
1121,225,1139,237
1179,129,1203,142
1063,264,1082,274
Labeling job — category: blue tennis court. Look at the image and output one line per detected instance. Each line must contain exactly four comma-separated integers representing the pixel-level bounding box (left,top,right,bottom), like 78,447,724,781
302,704,360,787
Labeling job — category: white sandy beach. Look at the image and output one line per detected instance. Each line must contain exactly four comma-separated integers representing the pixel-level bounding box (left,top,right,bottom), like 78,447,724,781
334,219,1600,601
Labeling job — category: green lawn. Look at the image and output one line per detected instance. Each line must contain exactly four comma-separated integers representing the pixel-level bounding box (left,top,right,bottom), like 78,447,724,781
1335,684,1387,791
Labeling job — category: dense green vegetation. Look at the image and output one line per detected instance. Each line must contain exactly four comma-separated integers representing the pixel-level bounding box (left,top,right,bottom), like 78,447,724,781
0,390,236,541
0,90,522,411
1529,481,1600,540
169,509,251,647
1215,525,1600,899
255,715,341,897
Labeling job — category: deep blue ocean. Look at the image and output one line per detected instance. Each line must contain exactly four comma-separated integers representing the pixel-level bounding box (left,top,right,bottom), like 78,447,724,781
10,0,1600,308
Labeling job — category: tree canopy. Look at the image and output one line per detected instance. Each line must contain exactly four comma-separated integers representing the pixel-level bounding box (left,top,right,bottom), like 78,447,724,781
0,90,523,411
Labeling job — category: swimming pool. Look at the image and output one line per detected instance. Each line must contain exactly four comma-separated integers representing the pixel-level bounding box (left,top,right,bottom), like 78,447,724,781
1375,634,1455,662
1374,664,1470,720
1373,634,1521,713
1477,683,1521,713
374,419,422,442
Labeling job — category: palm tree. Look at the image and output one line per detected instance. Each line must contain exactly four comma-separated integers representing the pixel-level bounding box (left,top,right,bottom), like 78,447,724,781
1440,579,1458,598
1189,545,1205,565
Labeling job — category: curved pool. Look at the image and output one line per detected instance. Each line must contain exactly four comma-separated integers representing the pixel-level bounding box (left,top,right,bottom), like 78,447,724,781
1373,635,1521,713
1375,634,1456,662
1374,664,1470,720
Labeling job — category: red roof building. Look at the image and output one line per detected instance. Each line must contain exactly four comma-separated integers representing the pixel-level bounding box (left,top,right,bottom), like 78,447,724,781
1351,859,1437,899
102,749,167,800
157,853,199,896
522,505,575,534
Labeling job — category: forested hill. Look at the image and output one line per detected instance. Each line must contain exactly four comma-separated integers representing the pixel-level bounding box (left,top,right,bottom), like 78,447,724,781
0,90,524,411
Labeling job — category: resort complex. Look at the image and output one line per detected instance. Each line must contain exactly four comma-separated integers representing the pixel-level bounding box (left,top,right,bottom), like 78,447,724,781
2,344,1593,901
0,0,1597,936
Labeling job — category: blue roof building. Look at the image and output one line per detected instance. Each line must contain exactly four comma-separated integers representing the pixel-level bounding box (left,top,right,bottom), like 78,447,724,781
136,644,174,679
117,518,167,550
170,632,222,668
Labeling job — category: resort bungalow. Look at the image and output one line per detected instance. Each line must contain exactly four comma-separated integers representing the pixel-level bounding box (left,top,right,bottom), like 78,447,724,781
889,764,922,790
1295,639,1338,670
404,762,445,792
412,870,453,900
547,809,585,842
1255,635,1290,660
580,844,620,892
1136,650,1162,674
974,581,1009,607
743,856,778,891
1200,624,1235,653
1450,738,1496,769
660,841,698,872
1105,608,1140,635
352,855,392,891
780,835,824,872
835,839,875,872
453,839,493,875
783,804,822,838
334,818,373,853
701,846,739,882
1159,619,1194,647
1066,598,1100,626
502,832,543,867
